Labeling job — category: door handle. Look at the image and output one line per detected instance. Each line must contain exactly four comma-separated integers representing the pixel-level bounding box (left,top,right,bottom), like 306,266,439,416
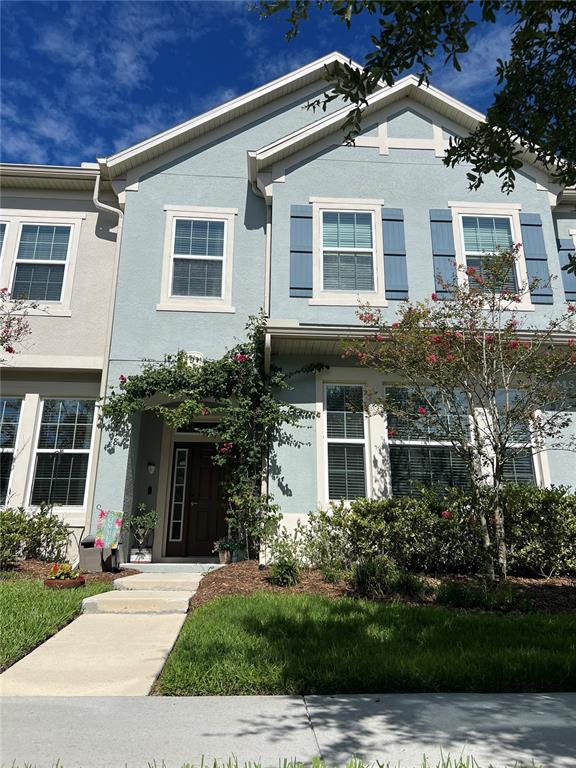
190,501,198,507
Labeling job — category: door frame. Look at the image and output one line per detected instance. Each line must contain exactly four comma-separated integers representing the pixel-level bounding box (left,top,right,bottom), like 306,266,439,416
154,423,219,561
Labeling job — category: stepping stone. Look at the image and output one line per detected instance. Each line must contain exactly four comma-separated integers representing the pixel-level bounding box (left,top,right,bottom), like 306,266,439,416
114,572,203,591
82,590,193,614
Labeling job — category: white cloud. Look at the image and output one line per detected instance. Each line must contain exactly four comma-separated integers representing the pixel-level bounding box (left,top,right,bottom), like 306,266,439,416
431,24,513,102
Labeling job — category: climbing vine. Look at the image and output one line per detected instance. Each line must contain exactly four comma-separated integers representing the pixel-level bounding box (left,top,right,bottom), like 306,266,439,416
100,313,323,555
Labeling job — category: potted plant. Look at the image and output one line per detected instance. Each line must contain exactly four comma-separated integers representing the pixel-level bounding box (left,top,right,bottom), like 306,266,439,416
129,503,158,563
212,537,238,564
44,562,86,589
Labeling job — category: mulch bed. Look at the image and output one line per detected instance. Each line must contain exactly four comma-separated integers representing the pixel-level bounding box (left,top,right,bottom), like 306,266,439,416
3,559,140,582
192,560,576,613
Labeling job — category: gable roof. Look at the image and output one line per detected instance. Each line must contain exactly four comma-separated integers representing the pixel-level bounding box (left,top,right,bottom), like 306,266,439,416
99,51,359,180
248,74,486,180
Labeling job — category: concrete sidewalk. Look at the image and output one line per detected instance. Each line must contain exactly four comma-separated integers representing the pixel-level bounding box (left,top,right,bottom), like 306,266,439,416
1,693,574,767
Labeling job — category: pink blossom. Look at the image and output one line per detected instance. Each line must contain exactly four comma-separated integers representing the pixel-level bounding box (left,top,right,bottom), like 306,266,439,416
509,319,519,328
387,429,397,438
485,335,494,344
431,335,442,344
466,266,476,276
509,340,519,350
0,287,8,294
455,331,464,339
431,293,439,301
568,304,575,313
523,341,530,350
202,407,210,415
445,354,455,362
119,374,127,384
219,442,233,455
115,518,123,527
375,334,385,342
3,345,15,354
417,406,427,415
441,510,452,520
427,354,438,364
359,313,375,324
94,537,105,549
98,509,107,520
233,353,249,363
391,322,400,329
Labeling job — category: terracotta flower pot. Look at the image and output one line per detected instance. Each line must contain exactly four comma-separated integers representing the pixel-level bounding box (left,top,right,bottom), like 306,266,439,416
219,551,232,564
44,576,86,589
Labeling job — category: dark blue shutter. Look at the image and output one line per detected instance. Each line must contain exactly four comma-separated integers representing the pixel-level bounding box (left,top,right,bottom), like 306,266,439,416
519,213,553,304
381,208,408,300
430,209,457,298
290,205,313,297
557,238,576,302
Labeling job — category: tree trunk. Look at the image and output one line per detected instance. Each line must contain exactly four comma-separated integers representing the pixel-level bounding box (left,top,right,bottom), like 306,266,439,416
477,507,495,581
493,484,508,581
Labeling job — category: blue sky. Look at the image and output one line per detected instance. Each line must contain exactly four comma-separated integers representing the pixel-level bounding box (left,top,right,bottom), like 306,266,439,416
1,1,513,166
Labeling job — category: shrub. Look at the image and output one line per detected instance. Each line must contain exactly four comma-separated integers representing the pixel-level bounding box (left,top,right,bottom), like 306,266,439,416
268,528,301,587
0,505,68,568
320,564,345,584
296,503,351,572
394,570,427,599
0,507,29,568
25,503,68,562
349,555,400,599
436,580,521,612
504,484,576,577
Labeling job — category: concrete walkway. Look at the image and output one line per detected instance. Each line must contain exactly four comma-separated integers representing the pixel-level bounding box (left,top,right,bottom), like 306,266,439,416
1,693,574,767
0,571,203,697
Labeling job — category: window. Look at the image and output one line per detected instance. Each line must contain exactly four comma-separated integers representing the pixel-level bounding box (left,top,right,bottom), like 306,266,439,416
0,398,22,505
11,224,71,302
496,390,537,485
325,384,367,500
169,448,188,542
322,211,374,292
171,219,225,298
460,215,517,292
158,206,236,313
30,399,95,507
0,223,7,261
387,388,470,497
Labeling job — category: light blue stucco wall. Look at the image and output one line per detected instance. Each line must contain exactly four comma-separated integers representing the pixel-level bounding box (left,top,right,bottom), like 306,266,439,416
387,108,433,139
270,133,566,326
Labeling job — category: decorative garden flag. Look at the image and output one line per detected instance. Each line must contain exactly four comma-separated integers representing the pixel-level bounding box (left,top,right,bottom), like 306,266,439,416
95,508,124,549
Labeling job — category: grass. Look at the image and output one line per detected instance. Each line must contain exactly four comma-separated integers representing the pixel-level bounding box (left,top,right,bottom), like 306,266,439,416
8,758,544,768
156,592,576,696
0,576,112,671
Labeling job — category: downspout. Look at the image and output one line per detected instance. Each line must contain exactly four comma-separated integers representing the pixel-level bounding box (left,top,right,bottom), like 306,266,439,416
264,203,272,317
87,168,124,536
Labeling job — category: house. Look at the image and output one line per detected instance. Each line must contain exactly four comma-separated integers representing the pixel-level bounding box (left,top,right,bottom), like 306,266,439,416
0,164,119,558
2,52,575,562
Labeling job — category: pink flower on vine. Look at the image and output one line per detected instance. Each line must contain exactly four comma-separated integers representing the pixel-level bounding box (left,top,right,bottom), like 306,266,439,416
445,354,455,362
233,353,249,363
427,354,438,364
431,293,439,301
568,304,575,313
375,334,385,342
417,406,427,415
202,407,210,415
387,429,397,438
220,442,233,455
509,319,519,328
509,340,519,350
441,510,452,520
455,331,464,339
119,374,127,384
391,322,400,329
3,345,15,354
466,266,476,276
485,335,494,344
431,335,442,344
115,518,123,527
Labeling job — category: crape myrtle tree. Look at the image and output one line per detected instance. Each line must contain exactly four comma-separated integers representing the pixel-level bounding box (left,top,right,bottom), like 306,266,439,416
346,249,576,580
0,288,37,363
99,313,321,556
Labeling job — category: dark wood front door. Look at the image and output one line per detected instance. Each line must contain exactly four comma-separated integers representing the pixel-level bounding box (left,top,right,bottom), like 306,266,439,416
165,444,227,557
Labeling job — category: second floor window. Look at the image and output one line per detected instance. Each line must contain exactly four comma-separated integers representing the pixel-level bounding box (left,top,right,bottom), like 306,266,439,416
461,215,517,292
322,211,375,292
171,218,225,299
12,224,71,302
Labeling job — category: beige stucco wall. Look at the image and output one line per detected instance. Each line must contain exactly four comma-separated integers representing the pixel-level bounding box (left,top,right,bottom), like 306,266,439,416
1,190,117,366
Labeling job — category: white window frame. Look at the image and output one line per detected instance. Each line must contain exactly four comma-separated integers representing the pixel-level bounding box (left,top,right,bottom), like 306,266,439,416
27,398,98,514
157,205,237,313
0,210,85,317
448,202,532,311
309,197,387,306
0,221,9,267
0,397,23,507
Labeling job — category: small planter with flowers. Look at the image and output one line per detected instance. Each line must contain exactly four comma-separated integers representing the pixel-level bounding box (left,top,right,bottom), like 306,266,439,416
44,563,86,589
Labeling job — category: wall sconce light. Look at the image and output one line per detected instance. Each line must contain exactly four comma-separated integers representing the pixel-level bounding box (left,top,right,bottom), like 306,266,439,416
147,462,156,476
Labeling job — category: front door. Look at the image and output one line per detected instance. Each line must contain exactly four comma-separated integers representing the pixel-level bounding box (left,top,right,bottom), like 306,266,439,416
165,444,227,557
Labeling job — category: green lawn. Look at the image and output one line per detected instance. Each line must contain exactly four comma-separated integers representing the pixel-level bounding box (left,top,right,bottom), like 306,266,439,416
0,577,112,671
157,592,576,696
